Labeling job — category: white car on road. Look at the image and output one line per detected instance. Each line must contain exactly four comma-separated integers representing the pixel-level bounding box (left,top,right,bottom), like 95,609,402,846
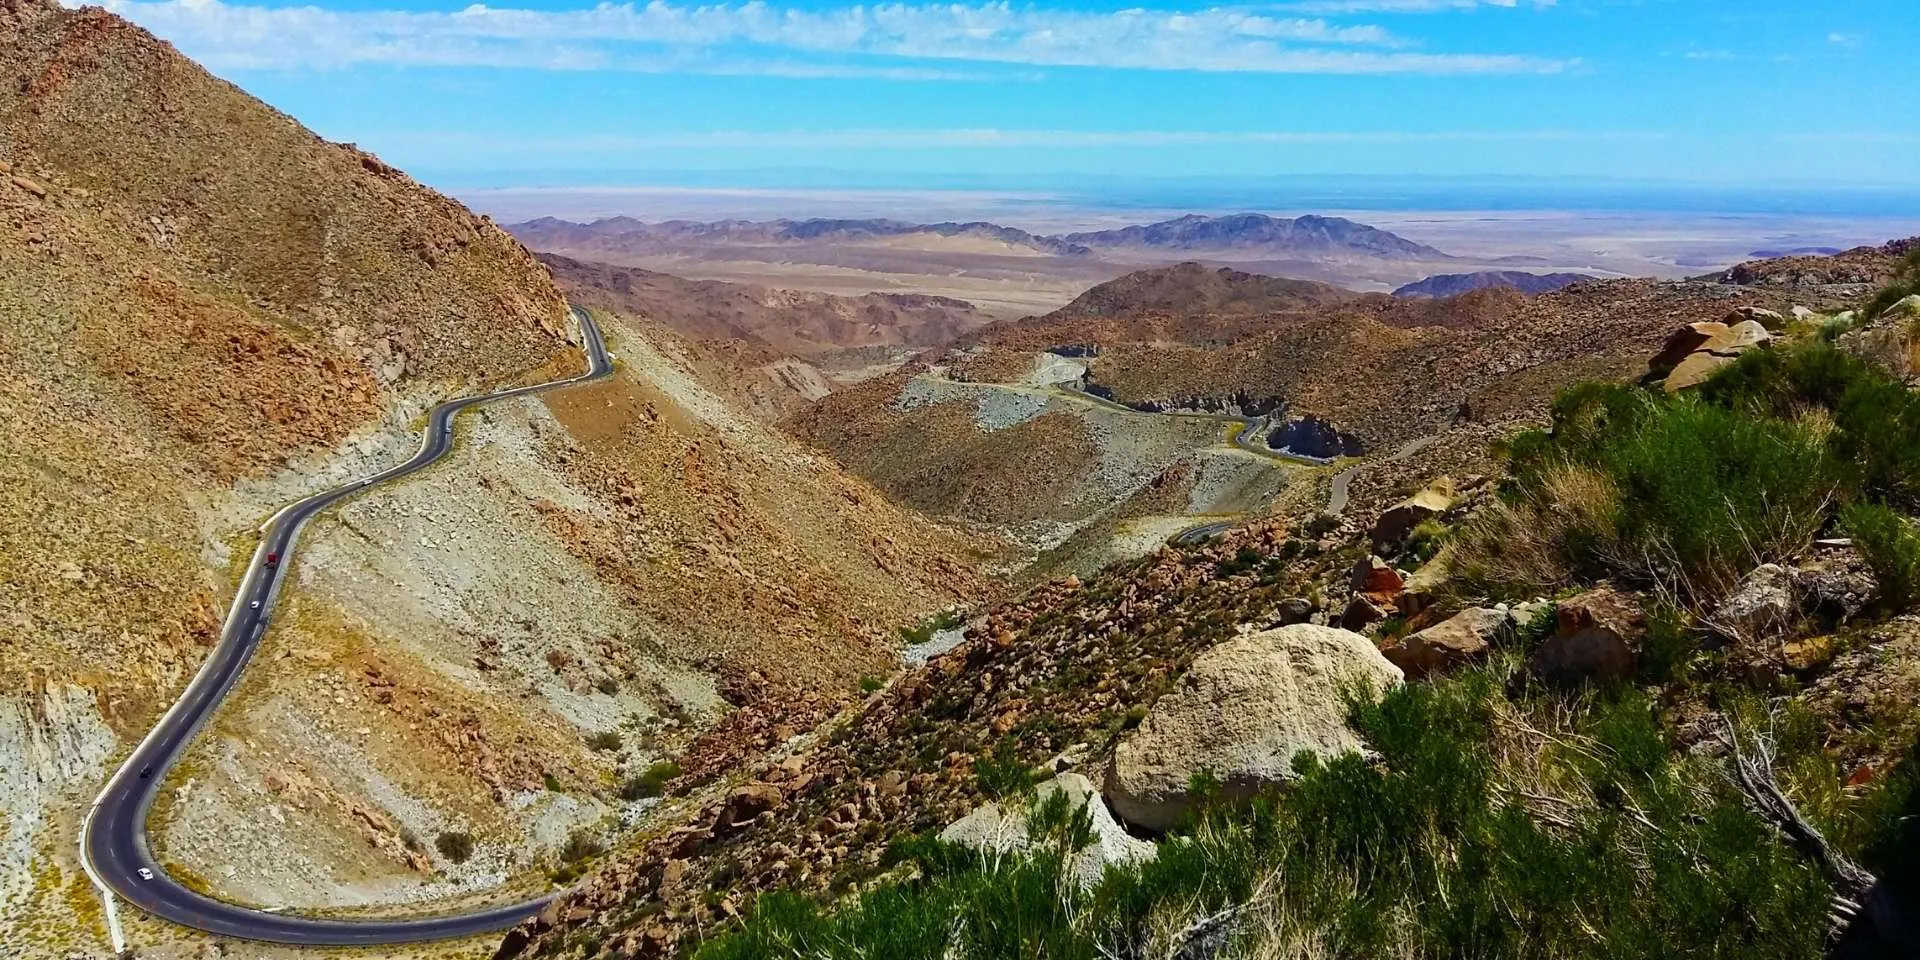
137,867,154,881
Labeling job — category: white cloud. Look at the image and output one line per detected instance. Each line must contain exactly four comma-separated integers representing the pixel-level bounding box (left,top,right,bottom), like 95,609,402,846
1272,0,1555,13
378,127,1664,152
99,0,1572,75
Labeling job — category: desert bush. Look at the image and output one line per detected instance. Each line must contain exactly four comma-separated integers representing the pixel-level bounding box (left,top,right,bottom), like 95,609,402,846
1404,518,1449,567
1844,502,1920,611
560,829,605,863
1456,386,1841,601
1704,342,1920,505
435,831,474,864
618,760,682,801
585,730,622,752
898,608,968,646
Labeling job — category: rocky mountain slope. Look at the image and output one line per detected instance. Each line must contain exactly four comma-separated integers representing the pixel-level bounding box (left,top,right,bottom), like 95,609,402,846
539,253,983,357
504,242,1920,960
951,250,1903,455
504,212,1485,320
1048,261,1361,320
0,1,990,953
538,253,987,419
1392,269,1592,298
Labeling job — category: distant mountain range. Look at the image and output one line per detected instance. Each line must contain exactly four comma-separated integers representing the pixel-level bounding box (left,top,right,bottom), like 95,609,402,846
512,216,1092,257
1393,270,1592,299
1059,214,1447,259
1748,247,1844,258
510,212,1452,262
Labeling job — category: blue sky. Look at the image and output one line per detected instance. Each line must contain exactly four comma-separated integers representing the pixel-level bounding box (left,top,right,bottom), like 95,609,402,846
100,0,1920,190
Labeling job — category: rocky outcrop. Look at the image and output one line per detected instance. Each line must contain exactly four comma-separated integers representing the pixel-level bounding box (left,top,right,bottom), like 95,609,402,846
1663,318,1775,392
1104,625,1402,831
1393,271,1590,299
1649,321,1730,374
1,685,117,915
1529,587,1646,684
1268,416,1366,459
939,773,1156,890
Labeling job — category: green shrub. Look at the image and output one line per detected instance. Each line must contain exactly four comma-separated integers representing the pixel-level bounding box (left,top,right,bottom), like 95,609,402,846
1458,386,1841,601
560,829,605,863
1703,342,1920,505
898,608,969,646
857,675,886,695
1844,502,1920,611
1404,518,1449,567
618,760,682,801
972,739,1036,801
1862,246,1920,321
542,772,562,792
1637,599,1699,684
585,730,622,752
435,831,474,864
694,669,1833,960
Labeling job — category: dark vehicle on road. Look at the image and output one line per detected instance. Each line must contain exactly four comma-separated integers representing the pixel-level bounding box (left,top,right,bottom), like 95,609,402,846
265,552,279,568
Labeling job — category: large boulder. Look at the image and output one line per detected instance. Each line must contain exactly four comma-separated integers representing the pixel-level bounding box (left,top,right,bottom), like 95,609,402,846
939,773,1156,889
1706,319,1775,353
1382,607,1510,678
1371,478,1456,549
1529,587,1645,684
1665,350,1739,392
1727,306,1786,330
1878,294,1920,322
1663,319,1774,393
1649,321,1729,374
1105,625,1402,831
1396,553,1454,619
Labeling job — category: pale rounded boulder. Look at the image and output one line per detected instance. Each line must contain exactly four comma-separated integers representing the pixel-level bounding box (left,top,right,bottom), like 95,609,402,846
1104,624,1402,832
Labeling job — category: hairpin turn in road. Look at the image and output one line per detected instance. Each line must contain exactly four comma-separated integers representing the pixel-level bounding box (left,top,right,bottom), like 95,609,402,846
79,306,613,947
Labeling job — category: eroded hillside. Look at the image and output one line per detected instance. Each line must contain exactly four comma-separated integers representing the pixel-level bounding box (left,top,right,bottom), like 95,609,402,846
0,0,991,953
539,253,987,420
954,247,1910,450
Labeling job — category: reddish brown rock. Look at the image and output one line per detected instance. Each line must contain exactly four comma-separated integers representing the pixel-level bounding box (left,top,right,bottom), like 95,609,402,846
1529,587,1645,684
1349,555,1404,603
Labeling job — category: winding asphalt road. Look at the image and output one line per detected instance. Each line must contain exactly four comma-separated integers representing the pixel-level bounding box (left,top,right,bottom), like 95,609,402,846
1054,378,1331,468
78,306,613,947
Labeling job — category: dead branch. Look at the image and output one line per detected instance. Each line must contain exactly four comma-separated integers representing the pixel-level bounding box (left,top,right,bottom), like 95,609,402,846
1722,715,1877,937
